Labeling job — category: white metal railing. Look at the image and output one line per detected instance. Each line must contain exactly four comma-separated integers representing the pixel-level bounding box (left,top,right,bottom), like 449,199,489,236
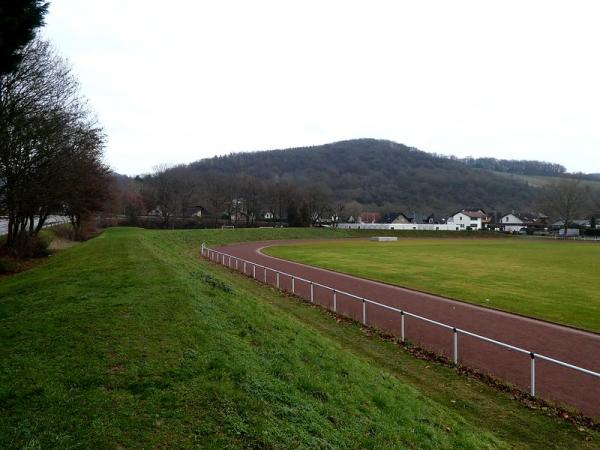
200,243,600,399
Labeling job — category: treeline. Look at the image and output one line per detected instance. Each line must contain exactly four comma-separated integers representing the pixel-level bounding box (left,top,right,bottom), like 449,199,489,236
118,166,341,228
1,4,111,257
457,156,566,176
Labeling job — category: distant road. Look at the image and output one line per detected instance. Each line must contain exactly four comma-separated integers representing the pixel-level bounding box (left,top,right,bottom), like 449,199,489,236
0,215,70,236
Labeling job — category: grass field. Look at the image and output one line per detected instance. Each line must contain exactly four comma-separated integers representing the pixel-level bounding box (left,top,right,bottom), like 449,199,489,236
1,228,598,448
264,238,600,333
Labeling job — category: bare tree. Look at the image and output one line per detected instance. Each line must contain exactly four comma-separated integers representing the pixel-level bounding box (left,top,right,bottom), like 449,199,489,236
332,202,345,227
539,178,591,237
241,176,263,225
270,181,295,226
203,174,227,227
304,184,332,226
0,39,109,253
143,164,195,228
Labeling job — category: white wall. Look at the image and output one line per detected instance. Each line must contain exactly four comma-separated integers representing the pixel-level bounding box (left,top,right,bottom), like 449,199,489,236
451,213,483,230
337,223,462,231
500,214,527,233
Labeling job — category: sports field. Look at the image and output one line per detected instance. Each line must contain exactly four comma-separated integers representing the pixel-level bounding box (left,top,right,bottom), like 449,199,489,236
264,238,600,333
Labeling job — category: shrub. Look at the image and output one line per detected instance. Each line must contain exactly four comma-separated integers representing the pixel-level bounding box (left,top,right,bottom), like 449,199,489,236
0,257,18,274
52,224,76,240
27,234,52,258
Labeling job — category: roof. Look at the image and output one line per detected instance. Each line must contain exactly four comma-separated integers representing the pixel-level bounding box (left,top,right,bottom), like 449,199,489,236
503,212,546,223
405,212,435,224
359,212,382,223
453,210,487,219
552,219,590,227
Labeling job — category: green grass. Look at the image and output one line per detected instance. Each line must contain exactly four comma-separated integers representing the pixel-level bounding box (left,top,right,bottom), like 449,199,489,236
0,228,597,448
265,238,600,333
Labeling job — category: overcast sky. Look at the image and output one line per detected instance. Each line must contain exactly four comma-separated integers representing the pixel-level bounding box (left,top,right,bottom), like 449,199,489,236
43,1,600,175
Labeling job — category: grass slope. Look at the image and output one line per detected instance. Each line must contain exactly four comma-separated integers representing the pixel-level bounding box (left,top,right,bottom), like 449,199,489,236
492,171,600,189
265,238,600,332
0,228,596,448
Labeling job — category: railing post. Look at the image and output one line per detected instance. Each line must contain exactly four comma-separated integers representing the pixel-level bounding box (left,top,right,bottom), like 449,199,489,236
253,264,256,279
310,282,314,303
453,328,458,365
362,298,366,324
264,267,267,283
276,272,280,289
333,289,337,312
530,352,536,397
401,311,405,342
235,259,238,270
292,276,295,294
244,261,246,274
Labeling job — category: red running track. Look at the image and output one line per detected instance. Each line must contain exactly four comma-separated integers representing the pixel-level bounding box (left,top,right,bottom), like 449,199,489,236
210,240,600,419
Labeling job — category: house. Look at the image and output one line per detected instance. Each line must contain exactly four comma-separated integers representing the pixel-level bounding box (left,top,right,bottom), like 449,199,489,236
390,213,411,224
262,211,275,220
359,212,382,224
551,219,591,230
147,207,163,217
448,209,490,230
406,212,437,224
500,212,549,233
183,205,208,218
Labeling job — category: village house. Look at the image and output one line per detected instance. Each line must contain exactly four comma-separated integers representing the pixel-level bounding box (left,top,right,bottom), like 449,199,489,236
447,209,490,230
359,212,382,224
390,213,411,224
407,212,437,224
183,205,208,218
500,212,548,233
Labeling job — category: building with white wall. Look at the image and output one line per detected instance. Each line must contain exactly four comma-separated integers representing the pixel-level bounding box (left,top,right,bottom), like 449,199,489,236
447,210,489,230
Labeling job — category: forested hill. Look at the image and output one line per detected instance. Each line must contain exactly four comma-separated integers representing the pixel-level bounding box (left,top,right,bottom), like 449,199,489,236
189,139,544,212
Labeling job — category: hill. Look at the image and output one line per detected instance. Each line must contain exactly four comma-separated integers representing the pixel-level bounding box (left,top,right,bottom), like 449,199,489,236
189,139,540,213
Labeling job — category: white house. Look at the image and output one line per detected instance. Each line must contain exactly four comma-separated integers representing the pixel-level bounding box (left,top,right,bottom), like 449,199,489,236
448,209,488,230
500,212,548,233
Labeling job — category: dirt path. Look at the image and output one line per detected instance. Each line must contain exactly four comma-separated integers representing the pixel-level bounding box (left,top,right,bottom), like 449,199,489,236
211,239,600,419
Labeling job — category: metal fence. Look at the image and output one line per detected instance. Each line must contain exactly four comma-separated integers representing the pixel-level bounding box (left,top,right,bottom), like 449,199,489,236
201,243,599,401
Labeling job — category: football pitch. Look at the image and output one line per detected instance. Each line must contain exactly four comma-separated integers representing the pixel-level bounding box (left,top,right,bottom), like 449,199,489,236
264,238,600,333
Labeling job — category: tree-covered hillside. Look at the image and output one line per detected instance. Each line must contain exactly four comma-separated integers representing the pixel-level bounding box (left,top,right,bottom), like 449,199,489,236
189,139,537,212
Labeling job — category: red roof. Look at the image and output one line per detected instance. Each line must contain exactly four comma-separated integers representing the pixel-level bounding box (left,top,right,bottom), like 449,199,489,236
360,212,382,223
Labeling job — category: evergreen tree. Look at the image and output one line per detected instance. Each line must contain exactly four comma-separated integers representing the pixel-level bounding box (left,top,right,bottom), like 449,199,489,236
0,0,49,75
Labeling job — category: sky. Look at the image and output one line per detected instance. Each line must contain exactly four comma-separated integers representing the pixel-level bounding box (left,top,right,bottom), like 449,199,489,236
43,0,600,175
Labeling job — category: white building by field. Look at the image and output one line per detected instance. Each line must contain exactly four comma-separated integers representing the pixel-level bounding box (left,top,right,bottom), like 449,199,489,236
500,212,549,233
447,210,489,230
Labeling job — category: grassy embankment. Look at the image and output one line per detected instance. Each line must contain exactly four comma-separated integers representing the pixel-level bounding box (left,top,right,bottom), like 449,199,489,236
1,227,597,448
265,238,600,333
